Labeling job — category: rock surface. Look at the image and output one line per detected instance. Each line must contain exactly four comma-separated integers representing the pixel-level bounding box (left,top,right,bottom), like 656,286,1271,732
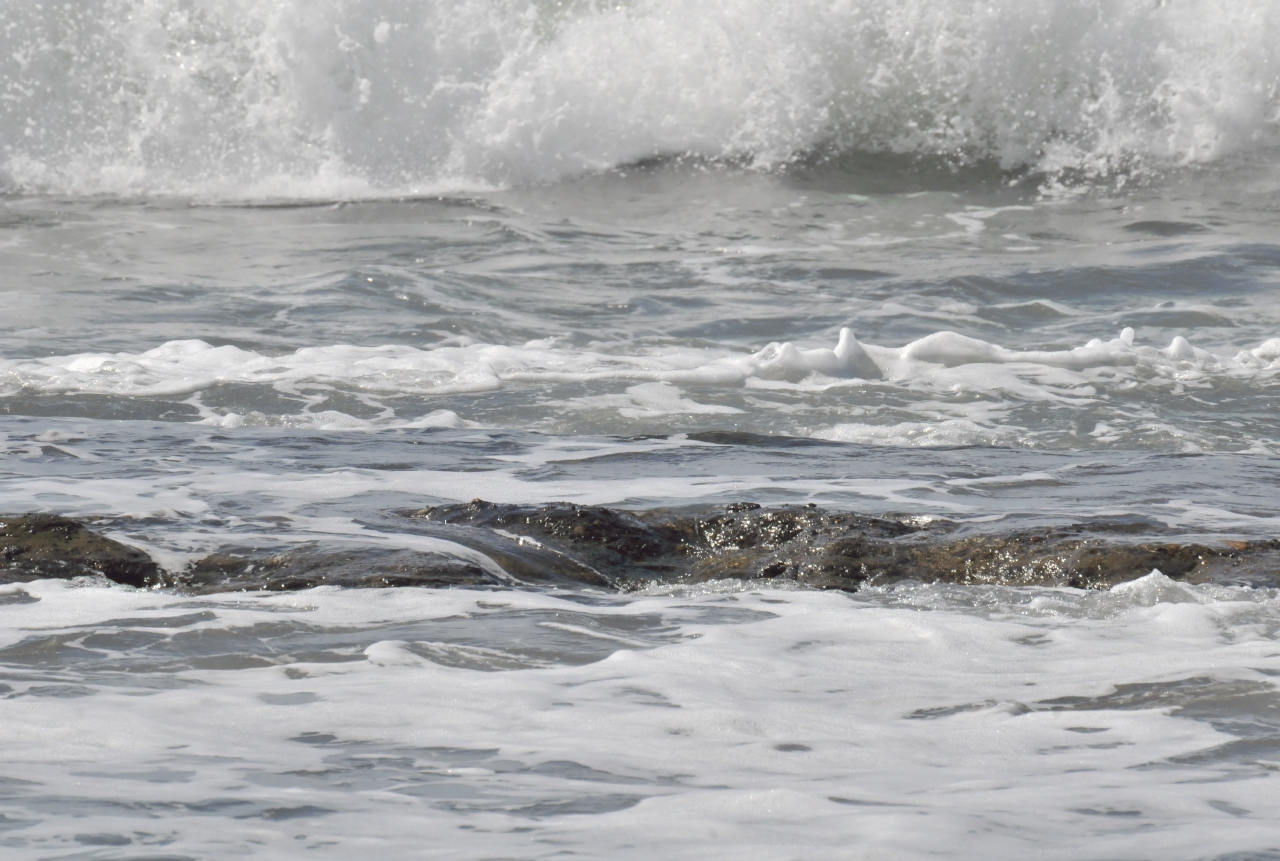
5,505,1279,593
0,514,159,588
162,548,500,593
408,500,1280,591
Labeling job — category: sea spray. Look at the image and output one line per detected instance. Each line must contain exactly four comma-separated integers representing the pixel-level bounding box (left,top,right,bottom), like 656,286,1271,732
3,0,1279,198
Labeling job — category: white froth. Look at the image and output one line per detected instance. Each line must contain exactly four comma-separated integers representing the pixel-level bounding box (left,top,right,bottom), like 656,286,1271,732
2,328,1275,451
813,418,1020,448
2,0,1278,197
0,576,1277,858
3,329,1273,398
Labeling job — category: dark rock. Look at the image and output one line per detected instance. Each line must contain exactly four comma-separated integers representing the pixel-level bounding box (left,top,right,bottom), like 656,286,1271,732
0,514,159,588
13,506,1276,595
407,501,1280,592
423,500,669,567
412,500,667,584
160,547,499,594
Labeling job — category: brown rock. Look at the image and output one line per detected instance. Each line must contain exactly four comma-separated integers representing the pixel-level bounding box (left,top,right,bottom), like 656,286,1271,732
408,502,1280,592
0,514,159,588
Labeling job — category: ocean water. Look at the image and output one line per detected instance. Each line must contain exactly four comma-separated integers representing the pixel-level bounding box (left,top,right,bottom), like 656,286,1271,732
3,1,1280,857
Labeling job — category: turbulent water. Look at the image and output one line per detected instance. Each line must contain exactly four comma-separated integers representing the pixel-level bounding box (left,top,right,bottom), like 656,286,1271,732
3,1,1280,858
4,0,1280,195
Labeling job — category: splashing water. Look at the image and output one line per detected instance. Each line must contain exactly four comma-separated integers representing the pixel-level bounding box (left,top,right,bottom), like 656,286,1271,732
3,0,1279,198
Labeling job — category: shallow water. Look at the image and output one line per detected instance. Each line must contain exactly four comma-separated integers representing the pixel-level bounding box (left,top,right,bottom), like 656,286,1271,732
4,165,1280,563
3,0,1280,857
2,577,1280,860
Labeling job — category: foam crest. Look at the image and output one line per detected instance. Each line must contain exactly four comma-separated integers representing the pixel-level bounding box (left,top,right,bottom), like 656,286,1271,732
2,0,1277,197
2,329,1273,401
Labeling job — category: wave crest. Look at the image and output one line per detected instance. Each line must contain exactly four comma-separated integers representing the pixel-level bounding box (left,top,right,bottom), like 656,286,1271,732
2,0,1278,198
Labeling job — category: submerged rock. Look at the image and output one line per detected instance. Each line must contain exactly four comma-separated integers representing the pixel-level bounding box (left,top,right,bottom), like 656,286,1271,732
5,506,1278,594
408,501,1280,592
0,514,159,588
161,548,500,593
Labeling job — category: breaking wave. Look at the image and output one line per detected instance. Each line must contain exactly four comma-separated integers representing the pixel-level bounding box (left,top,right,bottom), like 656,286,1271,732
2,0,1278,198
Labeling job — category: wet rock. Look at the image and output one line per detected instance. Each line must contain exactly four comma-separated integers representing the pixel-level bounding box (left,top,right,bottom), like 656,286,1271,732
422,500,670,574
160,548,499,593
163,525,617,594
409,501,1280,591
0,514,159,588
9,507,1275,595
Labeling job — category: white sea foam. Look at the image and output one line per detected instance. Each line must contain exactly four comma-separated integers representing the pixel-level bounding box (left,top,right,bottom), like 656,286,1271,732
2,329,1274,399
813,418,1020,447
2,0,1278,198
0,577,1277,858
2,327,1276,452
0,462,948,529
194,407,468,431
